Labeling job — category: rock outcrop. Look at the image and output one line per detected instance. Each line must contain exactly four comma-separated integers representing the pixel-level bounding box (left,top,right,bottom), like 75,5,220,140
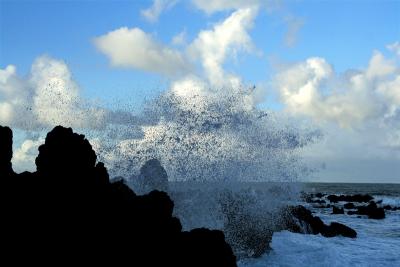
332,206,345,214
134,158,169,194
347,201,385,219
0,126,14,176
0,125,237,266
282,205,357,238
344,202,355,209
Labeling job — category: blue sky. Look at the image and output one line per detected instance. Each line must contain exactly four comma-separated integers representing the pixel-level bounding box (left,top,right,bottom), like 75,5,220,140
1,0,398,106
1,0,400,182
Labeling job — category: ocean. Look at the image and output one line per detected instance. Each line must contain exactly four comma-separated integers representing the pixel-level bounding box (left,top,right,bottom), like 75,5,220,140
238,183,400,267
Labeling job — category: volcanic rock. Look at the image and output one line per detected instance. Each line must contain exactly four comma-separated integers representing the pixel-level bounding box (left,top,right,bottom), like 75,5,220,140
0,125,237,266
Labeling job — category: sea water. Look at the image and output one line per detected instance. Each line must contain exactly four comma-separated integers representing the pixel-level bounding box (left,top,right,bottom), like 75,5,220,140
239,183,400,267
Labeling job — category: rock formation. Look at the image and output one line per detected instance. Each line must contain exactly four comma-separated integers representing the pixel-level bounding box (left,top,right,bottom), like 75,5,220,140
282,205,357,238
0,125,237,266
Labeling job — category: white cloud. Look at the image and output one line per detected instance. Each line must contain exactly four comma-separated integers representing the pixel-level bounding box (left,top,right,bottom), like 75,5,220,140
12,138,44,172
275,51,399,128
192,0,302,49
378,75,400,107
272,46,400,182
96,6,258,88
189,7,258,87
365,50,396,79
141,0,178,23
0,56,106,130
94,27,190,76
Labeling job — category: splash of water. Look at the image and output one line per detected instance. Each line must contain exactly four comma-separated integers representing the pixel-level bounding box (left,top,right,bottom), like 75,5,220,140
99,85,317,182
92,83,319,257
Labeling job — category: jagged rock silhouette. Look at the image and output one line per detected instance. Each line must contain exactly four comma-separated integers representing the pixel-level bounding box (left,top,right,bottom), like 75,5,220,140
0,126,13,176
132,158,169,194
281,205,357,238
0,125,237,266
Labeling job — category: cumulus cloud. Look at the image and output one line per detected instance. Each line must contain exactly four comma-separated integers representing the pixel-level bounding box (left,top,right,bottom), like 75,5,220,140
101,0,303,87
96,5,258,88
191,0,303,50
12,137,44,172
141,0,178,23
273,44,400,182
94,27,191,76
268,42,400,182
0,56,106,130
189,7,257,87
275,50,399,128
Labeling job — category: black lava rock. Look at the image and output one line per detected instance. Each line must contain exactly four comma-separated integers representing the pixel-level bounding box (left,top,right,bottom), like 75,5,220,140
133,158,169,194
0,125,237,266
0,126,14,176
310,199,326,204
322,222,357,238
282,205,357,238
357,202,385,219
383,205,393,210
344,202,355,209
347,202,385,219
332,206,344,214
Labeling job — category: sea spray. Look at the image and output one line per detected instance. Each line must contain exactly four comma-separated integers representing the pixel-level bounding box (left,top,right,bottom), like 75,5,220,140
101,86,318,181
94,84,319,257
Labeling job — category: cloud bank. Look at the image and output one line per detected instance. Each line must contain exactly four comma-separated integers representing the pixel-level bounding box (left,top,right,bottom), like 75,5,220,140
0,56,106,130
275,50,399,128
274,46,400,182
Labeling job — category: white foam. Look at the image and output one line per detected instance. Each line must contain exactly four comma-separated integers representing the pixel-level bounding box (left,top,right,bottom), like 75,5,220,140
375,196,400,207
239,229,400,267
239,198,400,267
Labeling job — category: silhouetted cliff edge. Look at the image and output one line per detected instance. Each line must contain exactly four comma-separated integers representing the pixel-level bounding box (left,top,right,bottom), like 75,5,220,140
0,125,236,266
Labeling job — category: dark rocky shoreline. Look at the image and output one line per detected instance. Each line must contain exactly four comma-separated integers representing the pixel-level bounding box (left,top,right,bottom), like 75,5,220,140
303,192,400,220
1,125,369,264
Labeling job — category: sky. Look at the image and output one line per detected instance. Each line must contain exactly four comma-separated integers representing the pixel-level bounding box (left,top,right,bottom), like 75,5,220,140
1,0,400,183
